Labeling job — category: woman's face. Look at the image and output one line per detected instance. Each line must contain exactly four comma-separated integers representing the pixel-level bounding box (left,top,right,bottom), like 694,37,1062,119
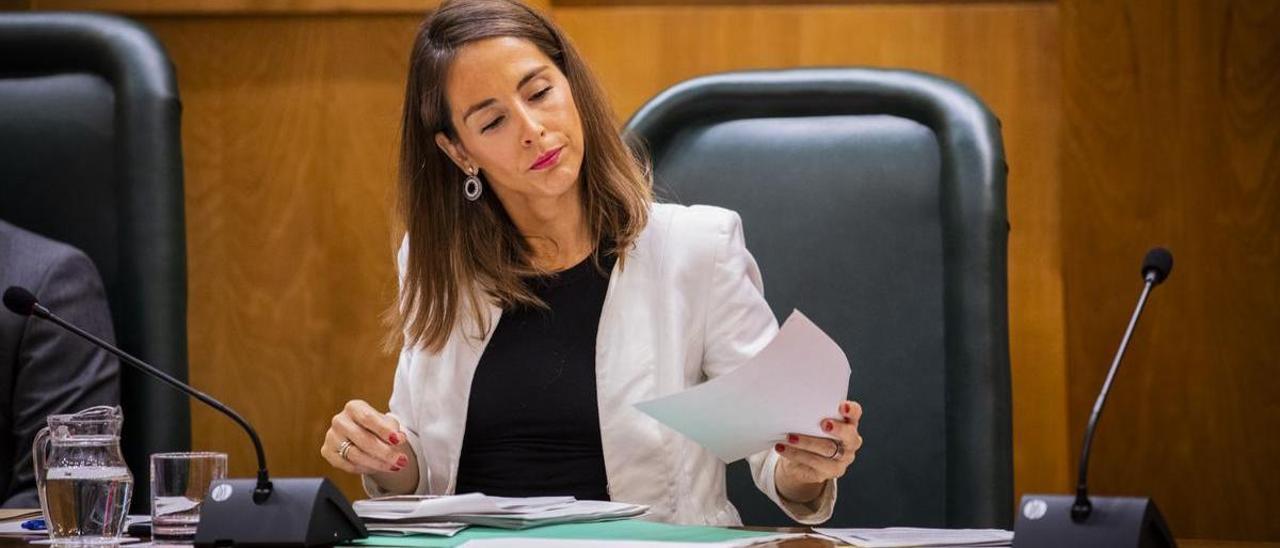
435,36,585,209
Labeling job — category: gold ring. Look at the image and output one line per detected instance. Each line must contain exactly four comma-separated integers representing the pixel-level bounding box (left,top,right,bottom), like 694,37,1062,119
338,439,354,460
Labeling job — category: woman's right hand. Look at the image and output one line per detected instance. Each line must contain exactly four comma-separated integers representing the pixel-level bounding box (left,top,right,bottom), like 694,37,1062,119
321,400,417,492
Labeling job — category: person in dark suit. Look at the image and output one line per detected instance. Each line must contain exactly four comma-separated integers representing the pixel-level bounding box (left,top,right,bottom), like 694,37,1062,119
0,219,119,508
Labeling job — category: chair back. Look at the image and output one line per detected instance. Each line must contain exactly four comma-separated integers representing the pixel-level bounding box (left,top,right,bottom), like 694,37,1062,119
0,12,190,511
625,68,1012,528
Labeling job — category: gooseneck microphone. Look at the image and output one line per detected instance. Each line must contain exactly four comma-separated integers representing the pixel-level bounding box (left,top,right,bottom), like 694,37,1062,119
4,286,273,502
4,285,365,546
1071,247,1172,521
1013,247,1177,548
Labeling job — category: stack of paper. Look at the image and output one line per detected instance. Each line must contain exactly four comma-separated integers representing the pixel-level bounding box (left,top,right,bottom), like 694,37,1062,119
460,537,812,547
814,527,1013,547
354,494,648,536
364,521,471,537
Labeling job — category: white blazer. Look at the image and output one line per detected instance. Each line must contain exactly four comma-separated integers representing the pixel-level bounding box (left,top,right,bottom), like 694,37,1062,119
364,203,837,526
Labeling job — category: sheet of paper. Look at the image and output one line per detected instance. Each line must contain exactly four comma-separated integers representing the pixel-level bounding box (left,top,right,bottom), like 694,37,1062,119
367,522,469,537
459,535,810,548
0,509,40,522
452,500,648,529
0,521,36,536
634,310,851,462
356,494,648,530
460,541,711,548
814,527,1013,547
0,515,149,537
355,494,576,520
352,519,783,547
452,500,643,520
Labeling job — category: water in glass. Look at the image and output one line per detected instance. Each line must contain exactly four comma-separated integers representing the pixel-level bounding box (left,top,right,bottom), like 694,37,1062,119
43,466,133,538
151,452,227,541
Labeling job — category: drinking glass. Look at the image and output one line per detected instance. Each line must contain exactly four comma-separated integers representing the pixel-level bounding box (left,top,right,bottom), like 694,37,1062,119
150,452,227,542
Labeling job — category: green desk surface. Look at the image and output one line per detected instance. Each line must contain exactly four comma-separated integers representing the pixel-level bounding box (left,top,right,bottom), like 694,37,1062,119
350,519,775,547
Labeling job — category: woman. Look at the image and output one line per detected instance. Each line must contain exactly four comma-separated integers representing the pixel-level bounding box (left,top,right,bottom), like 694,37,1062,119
321,0,862,525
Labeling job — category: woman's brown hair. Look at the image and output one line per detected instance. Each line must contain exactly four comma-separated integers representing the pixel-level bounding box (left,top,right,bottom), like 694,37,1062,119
393,0,652,353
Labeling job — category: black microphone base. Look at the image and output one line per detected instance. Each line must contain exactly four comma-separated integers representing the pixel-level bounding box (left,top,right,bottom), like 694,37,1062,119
1013,494,1176,548
195,477,368,547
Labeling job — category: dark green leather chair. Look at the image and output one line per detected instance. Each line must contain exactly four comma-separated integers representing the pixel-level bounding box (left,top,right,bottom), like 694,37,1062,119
625,68,1012,529
0,13,190,511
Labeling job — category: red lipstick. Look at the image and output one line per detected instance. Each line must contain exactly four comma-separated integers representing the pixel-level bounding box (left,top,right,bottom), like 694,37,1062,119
530,146,564,171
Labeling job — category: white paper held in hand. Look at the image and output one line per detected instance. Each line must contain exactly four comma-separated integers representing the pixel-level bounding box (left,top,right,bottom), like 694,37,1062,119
634,310,851,462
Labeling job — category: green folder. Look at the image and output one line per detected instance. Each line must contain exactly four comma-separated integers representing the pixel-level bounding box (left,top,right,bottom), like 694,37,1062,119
349,519,775,547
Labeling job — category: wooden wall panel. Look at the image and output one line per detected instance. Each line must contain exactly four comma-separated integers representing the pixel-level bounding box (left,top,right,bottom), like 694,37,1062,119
1060,0,1280,541
32,0,435,13
555,0,1047,5
555,0,1068,507
30,0,551,13
137,14,421,498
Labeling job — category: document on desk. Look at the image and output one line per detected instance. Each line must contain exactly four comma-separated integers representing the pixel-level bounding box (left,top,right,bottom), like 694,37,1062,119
355,494,578,521
460,537,810,547
813,527,1013,547
354,493,649,534
634,310,851,463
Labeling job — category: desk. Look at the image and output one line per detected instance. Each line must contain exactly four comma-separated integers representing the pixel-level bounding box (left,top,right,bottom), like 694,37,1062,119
2,531,1277,547
737,528,1280,548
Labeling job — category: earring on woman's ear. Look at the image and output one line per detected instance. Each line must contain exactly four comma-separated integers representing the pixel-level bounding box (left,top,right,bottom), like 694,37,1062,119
463,166,483,202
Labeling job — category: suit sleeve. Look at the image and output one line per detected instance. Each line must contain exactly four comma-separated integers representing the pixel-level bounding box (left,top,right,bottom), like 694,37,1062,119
4,250,119,508
700,210,836,524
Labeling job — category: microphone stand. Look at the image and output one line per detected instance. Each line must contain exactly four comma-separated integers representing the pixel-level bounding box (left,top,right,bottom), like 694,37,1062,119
1072,275,1154,521
28,303,275,504
1012,251,1177,548
7,288,366,546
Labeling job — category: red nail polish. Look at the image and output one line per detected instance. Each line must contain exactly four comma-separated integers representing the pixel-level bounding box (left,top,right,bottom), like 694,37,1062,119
775,443,785,453
397,456,408,466
841,403,850,414
823,421,833,432
787,434,799,444
389,433,400,445
391,466,401,472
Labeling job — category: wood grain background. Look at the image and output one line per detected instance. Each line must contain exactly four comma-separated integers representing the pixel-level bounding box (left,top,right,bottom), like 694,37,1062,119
25,0,549,13
136,12,416,502
7,0,1278,540
1059,0,1280,541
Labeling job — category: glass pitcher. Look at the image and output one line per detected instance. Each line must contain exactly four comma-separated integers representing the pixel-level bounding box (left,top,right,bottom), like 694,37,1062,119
32,405,134,544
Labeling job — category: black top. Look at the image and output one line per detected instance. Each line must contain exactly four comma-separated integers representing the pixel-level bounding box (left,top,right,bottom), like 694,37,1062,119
455,252,616,501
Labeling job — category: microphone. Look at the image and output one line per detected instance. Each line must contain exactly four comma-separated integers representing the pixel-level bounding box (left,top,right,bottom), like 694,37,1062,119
1142,247,1173,285
4,285,366,546
1013,248,1177,548
2,286,39,316
1071,247,1171,521
5,286,273,502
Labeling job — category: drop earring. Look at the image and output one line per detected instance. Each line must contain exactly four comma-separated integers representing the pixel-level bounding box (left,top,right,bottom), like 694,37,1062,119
463,166,483,202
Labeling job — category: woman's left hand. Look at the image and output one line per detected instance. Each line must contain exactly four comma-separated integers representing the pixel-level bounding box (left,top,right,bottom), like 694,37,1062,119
774,400,863,503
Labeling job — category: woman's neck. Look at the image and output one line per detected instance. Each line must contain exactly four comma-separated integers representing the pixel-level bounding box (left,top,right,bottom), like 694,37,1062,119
503,190,593,272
